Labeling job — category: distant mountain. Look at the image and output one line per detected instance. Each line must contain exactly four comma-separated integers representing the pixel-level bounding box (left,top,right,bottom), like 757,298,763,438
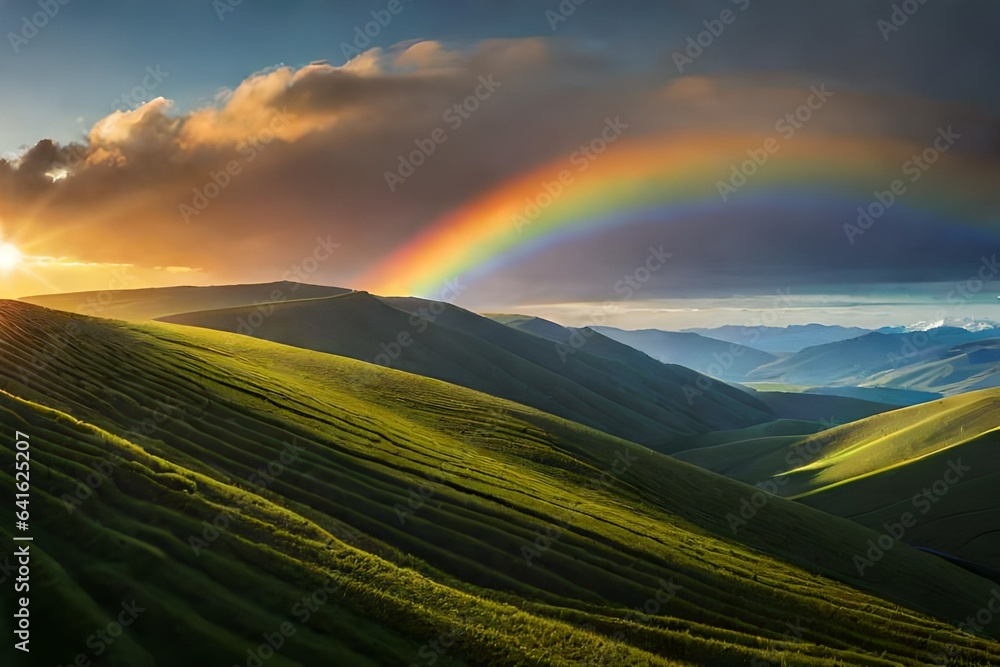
683,324,871,353
158,291,775,446
20,280,350,320
497,318,891,423
747,326,1000,390
864,337,1000,394
587,325,777,379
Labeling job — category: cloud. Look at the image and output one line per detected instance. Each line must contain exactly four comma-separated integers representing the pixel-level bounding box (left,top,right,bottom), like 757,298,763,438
1,37,998,303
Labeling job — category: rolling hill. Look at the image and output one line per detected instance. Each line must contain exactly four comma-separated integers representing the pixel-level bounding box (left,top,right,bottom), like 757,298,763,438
156,291,775,446
673,389,1000,574
2,300,1000,665
20,281,351,320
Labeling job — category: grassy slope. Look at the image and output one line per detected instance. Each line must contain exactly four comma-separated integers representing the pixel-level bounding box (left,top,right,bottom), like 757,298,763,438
673,391,1000,572
158,292,774,446
20,281,350,320
1,302,999,665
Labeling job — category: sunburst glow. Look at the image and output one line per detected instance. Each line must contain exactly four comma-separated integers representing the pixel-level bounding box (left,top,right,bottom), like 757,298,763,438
0,243,23,272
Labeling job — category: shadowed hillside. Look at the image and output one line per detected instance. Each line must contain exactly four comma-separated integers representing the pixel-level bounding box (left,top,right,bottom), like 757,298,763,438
157,291,775,446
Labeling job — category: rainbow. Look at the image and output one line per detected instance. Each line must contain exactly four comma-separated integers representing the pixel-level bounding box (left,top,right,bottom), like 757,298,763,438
359,133,996,297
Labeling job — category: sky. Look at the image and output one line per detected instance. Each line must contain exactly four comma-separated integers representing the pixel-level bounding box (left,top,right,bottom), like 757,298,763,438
1,0,999,328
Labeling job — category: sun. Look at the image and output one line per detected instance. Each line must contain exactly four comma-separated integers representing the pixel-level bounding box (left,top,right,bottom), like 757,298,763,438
0,243,23,272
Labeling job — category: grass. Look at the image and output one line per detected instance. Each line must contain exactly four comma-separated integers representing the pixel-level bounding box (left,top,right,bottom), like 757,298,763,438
672,390,1000,573
157,291,774,446
1,300,999,665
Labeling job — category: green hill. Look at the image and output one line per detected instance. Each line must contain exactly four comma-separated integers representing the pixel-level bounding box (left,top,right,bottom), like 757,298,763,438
750,390,895,423
673,390,1000,573
157,291,775,446
2,301,1000,665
